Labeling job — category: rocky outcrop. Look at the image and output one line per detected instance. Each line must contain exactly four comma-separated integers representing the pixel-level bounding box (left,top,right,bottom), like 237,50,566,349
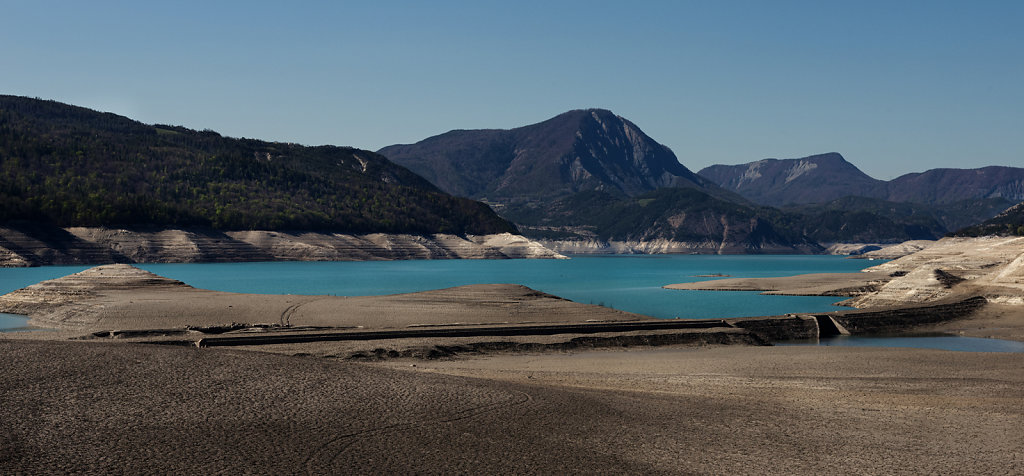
843,236,1024,307
539,237,821,255
856,240,937,259
824,243,883,256
0,224,565,267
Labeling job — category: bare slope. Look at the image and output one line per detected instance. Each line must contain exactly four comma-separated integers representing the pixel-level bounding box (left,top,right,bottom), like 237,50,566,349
846,236,1024,308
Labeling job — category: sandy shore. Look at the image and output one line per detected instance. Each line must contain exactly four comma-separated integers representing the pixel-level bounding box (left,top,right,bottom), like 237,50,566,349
664,271,891,296
2,339,1020,474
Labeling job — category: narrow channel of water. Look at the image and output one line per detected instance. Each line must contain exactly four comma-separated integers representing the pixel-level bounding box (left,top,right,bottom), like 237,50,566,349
0,312,33,332
780,335,1024,353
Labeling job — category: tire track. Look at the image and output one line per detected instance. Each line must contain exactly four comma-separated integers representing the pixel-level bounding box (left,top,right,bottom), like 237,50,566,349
279,302,303,326
279,298,328,326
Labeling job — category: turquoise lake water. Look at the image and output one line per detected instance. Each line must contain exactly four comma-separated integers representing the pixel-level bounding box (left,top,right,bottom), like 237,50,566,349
0,255,868,330
0,256,1021,352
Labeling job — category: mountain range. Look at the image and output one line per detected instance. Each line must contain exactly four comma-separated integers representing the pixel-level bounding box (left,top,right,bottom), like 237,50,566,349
699,153,1024,207
380,109,818,252
3,96,1018,260
379,110,1019,247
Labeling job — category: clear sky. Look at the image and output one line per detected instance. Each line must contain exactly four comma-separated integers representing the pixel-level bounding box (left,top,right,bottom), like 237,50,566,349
2,0,1021,179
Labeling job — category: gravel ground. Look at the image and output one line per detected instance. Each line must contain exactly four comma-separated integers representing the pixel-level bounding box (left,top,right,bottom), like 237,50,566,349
2,339,1021,474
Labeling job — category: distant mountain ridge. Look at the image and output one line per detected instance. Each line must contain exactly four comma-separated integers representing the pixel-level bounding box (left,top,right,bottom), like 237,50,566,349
887,166,1024,204
377,110,1020,249
379,109,716,202
379,109,829,252
698,153,886,206
699,153,1024,206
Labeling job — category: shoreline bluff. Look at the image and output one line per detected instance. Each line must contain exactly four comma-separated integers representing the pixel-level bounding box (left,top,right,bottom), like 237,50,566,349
0,225,566,267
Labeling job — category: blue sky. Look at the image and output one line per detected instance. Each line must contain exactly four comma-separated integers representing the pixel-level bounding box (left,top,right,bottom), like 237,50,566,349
2,1,1021,179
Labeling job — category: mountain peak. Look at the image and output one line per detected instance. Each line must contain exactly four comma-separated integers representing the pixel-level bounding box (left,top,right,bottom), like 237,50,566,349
702,151,1024,207
379,110,711,201
698,153,882,206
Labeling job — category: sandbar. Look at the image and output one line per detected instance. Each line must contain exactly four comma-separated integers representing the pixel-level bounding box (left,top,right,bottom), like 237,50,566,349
664,271,891,296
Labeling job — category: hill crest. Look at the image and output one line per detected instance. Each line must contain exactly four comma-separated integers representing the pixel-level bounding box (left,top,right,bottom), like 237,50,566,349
379,109,712,202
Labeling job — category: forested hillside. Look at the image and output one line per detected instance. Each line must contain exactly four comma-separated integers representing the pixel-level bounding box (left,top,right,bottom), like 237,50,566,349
0,96,515,235
505,188,821,252
954,202,1024,237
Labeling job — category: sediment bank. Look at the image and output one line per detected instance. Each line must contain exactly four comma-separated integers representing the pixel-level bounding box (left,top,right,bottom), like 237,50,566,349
0,223,564,267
